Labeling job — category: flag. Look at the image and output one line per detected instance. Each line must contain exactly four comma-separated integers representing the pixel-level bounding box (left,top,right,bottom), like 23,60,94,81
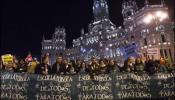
25,53,33,62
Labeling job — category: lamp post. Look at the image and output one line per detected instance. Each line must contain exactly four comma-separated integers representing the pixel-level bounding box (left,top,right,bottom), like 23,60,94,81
143,11,168,25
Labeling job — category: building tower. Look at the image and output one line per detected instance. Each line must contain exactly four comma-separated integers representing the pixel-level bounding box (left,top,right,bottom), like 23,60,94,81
93,0,109,21
41,27,66,65
122,0,138,32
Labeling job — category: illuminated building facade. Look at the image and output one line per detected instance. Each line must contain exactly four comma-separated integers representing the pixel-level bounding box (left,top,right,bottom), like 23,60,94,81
42,0,174,64
66,0,174,63
41,27,66,64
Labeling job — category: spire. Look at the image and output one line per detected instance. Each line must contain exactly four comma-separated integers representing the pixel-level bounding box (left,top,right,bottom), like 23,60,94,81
81,28,85,35
42,34,45,41
93,0,109,21
122,0,127,9
132,0,138,10
145,0,149,7
161,0,165,6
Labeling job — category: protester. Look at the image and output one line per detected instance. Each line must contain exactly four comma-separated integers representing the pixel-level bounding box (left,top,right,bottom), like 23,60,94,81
78,62,88,74
107,59,120,73
15,59,27,73
145,59,157,75
35,56,51,75
52,56,65,74
0,53,174,75
134,58,145,73
75,59,82,73
3,61,16,72
123,57,135,72
62,59,72,74
158,58,168,73
88,57,100,75
99,59,107,74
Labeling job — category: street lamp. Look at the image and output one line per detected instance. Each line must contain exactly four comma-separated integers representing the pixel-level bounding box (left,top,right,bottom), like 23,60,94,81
143,11,168,24
143,14,153,24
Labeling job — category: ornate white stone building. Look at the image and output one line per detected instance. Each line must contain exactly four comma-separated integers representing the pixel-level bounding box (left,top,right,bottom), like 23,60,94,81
42,0,174,64
41,27,66,64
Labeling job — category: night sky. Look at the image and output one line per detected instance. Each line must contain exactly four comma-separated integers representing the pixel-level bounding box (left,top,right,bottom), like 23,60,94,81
1,0,174,58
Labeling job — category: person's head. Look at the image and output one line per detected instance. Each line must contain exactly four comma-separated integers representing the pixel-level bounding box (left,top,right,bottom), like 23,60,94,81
56,56,62,64
135,58,141,64
33,57,37,61
99,59,105,65
109,59,115,65
104,58,109,65
91,57,96,64
62,59,68,65
19,59,25,65
42,56,49,64
81,62,86,68
76,59,81,65
13,56,19,64
160,57,165,65
128,56,135,64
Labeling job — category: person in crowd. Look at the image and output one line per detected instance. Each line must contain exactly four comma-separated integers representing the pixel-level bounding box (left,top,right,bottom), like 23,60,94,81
107,59,120,73
145,58,157,75
75,59,82,73
78,62,88,74
104,58,109,67
3,62,15,72
27,57,39,74
0,57,3,71
35,56,51,75
62,59,72,74
88,57,100,75
1,53,174,75
69,60,76,72
69,66,76,74
123,57,135,72
134,57,145,73
158,57,168,73
15,59,27,73
51,56,64,74
13,55,19,69
99,59,107,74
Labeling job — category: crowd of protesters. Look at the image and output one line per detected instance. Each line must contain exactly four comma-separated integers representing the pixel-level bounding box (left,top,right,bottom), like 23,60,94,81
0,53,175,75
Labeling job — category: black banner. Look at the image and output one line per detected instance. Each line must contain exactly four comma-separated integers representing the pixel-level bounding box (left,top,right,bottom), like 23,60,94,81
0,71,175,100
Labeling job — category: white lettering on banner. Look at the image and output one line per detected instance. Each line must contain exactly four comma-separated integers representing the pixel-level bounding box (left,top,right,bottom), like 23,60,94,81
78,93,113,100
79,75,112,81
37,75,73,82
1,92,27,100
82,85,111,91
116,73,151,81
117,91,152,99
35,93,71,100
2,74,30,81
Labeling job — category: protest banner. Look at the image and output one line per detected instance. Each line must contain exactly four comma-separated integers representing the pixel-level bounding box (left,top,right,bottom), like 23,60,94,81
0,71,174,100
1,54,13,65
